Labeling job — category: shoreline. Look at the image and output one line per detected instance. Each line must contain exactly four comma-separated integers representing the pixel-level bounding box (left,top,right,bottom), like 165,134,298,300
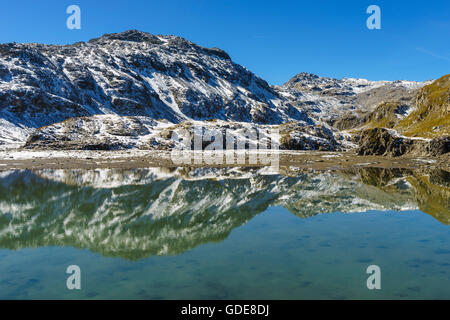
0,150,448,171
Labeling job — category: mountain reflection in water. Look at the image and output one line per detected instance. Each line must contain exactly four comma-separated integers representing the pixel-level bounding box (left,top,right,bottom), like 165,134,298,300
0,167,448,260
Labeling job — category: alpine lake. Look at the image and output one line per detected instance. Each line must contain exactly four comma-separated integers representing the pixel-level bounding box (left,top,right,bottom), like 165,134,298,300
0,165,449,299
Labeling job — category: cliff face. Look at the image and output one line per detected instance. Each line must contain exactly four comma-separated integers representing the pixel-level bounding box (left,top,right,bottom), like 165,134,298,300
354,128,449,157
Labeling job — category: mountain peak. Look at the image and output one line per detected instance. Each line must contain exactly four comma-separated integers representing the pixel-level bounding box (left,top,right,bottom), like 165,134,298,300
286,72,321,83
88,29,164,44
87,29,232,60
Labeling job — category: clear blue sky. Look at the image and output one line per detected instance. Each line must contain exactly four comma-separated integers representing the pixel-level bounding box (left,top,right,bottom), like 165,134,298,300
1,0,449,84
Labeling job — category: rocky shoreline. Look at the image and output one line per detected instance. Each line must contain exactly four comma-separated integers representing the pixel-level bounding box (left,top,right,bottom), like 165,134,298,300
0,150,448,172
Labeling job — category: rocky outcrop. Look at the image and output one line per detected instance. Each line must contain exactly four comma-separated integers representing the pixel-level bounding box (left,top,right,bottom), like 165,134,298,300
24,115,161,150
331,112,370,130
23,115,347,152
355,128,449,157
427,136,450,156
363,102,410,128
355,128,414,156
279,122,344,151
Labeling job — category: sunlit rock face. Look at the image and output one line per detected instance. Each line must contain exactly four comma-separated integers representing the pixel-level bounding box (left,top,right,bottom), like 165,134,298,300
0,167,447,260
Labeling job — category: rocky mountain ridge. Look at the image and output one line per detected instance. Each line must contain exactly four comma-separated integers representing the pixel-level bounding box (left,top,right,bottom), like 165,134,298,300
0,30,448,157
0,30,308,145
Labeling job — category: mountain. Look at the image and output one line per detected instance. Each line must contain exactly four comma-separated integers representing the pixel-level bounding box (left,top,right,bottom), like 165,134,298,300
280,72,428,127
0,167,447,260
395,74,450,138
0,30,314,147
353,75,450,156
0,30,447,157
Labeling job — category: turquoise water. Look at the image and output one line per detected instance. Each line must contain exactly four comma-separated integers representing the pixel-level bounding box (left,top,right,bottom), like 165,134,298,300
0,168,449,299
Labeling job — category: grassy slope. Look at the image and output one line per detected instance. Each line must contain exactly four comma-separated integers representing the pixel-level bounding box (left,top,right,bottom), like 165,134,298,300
362,102,403,129
395,74,450,138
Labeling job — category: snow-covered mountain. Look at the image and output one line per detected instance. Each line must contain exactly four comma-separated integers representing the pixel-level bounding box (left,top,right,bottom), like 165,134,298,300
283,72,425,97
0,30,310,147
279,72,428,125
0,29,441,154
